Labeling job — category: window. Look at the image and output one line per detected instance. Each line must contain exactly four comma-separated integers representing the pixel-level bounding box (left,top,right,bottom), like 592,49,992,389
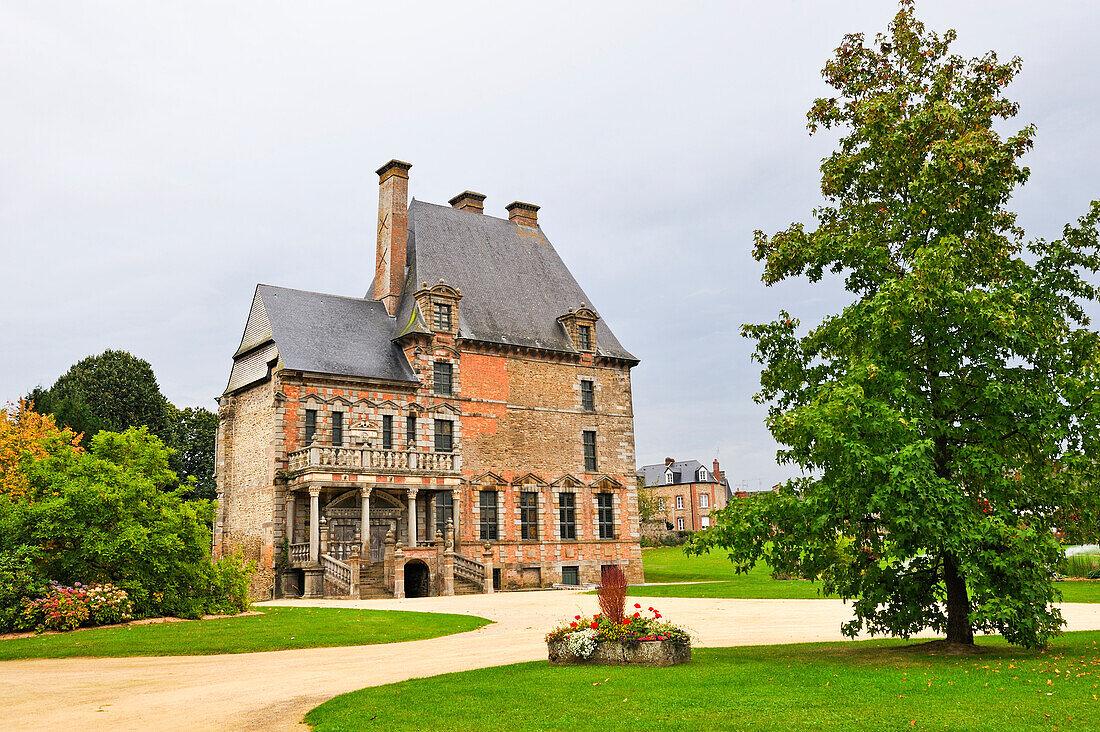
562,566,579,586
583,430,597,472
580,380,594,412
382,415,393,450
558,493,576,539
699,468,709,481
331,411,343,446
406,415,416,449
434,419,453,452
435,491,453,535
434,361,453,396
664,469,674,484
479,490,498,540
677,517,685,531
578,324,592,351
597,493,614,539
433,303,452,331
701,516,711,528
700,493,710,508
304,409,317,445
657,497,666,511
675,495,684,509
520,492,539,540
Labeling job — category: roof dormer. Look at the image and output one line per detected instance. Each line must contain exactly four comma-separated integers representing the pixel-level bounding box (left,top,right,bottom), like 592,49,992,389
557,304,600,353
414,279,462,337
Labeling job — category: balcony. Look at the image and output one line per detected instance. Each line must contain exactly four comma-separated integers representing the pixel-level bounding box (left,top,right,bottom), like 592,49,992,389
287,445,462,475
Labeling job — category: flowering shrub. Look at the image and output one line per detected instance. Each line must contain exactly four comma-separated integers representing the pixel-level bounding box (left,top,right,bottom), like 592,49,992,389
546,605,691,650
20,581,133,633
563,628,599,658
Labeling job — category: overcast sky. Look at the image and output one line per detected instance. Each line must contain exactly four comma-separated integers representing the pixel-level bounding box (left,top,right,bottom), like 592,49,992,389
2,1,1099,489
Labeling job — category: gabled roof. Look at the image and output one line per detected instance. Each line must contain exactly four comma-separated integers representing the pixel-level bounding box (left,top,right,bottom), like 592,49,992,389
392,200,637,362
639,459,716,487
224,284,418,394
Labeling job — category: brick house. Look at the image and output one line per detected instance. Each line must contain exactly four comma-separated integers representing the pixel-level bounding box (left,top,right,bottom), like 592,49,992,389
639,458,728,532
214,160,644,599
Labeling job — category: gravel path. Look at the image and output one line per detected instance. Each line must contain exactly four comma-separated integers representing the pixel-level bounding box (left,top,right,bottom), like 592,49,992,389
3,592,1100,731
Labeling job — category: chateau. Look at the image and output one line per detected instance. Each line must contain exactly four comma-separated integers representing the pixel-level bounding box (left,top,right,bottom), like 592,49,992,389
214,160,643,599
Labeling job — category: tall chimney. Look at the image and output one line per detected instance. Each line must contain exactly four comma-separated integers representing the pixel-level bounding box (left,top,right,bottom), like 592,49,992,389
449,191,486,214
713,459,720,482
505,201,539,227
374,159,412,315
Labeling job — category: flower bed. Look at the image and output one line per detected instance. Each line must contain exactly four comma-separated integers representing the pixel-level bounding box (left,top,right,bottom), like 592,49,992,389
19,582,133,633
546,604,691,667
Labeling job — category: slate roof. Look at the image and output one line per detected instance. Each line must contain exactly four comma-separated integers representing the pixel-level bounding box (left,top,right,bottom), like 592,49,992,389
639,460,717,487
392,200,637,361
224,285,418,393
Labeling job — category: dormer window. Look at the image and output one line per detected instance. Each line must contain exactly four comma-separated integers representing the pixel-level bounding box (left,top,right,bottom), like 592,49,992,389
578,325,592,351
698,468,708,482
434,303,452,331
664,469,674,484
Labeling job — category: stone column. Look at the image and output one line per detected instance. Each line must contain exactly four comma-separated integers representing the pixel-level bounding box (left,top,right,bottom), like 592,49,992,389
384,528,396,588
442,520,455,596
319,516,328,558
482,542,494,594
349,544,361,598
393,543,406,599
360,486,372,559
286,492,296,545
309,486,321,563
407,488,419,547
451,488,462,552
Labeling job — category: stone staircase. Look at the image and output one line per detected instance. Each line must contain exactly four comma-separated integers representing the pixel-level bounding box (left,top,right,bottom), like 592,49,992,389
358,562,393,599
455,576,482,595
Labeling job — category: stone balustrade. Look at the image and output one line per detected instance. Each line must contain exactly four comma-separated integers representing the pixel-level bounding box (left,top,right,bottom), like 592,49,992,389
289,543,309,563
287,445,461,474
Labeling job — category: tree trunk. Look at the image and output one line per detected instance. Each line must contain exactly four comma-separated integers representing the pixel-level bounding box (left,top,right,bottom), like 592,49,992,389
943,554,974,645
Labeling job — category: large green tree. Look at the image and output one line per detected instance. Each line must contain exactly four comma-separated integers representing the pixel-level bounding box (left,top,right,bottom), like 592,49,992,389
692,2,1100,649
167,405,218,500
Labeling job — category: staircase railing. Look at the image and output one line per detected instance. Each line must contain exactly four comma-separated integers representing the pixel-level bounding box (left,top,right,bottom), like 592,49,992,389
289,543,309,563
453,553,485,590
321,554,351,591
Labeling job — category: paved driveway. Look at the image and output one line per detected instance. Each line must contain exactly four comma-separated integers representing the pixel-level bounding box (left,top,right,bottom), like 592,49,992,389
3,592,1100,731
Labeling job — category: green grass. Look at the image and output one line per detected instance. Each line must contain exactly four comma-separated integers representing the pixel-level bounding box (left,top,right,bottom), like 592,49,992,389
633,546,1100,602
0,607,489,660
306,631,1100,731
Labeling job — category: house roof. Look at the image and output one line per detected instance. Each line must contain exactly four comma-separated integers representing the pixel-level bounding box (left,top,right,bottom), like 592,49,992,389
224,284,418,393
392,200,637,361
639,459,718,487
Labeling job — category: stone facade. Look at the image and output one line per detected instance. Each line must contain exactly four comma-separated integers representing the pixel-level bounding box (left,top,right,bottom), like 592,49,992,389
214,159,643,598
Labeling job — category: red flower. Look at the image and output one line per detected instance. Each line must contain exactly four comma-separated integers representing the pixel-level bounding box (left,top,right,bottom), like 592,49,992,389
633,612,640,618
574,615,581,620
622,618,631,625
634,603,641,609
648,607,654,612
590,621,599,630
570,622,578,628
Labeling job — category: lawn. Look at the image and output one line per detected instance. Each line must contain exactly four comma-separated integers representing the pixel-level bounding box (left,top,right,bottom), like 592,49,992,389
633,546,1100,602
0,607,489,660
306,631,1100,731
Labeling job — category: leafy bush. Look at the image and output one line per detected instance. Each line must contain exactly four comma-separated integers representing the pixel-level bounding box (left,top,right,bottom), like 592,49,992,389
640,531,695,548
20,582,133,632
0,546,45,632
1064,554,1100,579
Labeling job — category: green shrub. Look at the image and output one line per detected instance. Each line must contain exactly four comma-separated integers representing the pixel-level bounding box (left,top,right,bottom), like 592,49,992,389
1064,554,1100,579
0,547,45,632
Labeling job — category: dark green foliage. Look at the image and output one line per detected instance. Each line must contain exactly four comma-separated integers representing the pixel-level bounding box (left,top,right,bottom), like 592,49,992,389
692,3,1100,649
167,405,218,500
0,546,45,632
0,427,251,620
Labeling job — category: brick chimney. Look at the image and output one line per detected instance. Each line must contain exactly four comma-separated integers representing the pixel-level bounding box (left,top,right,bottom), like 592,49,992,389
665,457,675,467
505,201,539,227
374,159,412,315
449,191,486,214
713,459,721,482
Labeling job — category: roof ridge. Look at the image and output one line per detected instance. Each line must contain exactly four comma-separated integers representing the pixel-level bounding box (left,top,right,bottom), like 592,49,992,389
258,283,385,307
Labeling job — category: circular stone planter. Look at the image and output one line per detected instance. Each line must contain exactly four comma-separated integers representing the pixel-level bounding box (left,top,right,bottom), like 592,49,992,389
547,638,691,667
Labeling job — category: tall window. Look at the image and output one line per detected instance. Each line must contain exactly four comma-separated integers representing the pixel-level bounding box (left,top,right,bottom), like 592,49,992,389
597,493,614,539
435,491,453,535
382,415,393,450
701,516,711,528
558,492,576,539
677,517,685,531
675,495,684,509
698,468,709,481
331,411,343,446
304,409,317,444
520,491,538,540
434,361,453,396
434,420,453,452
406,415,416,449
434,303,452,331
580,380,594,412
479,490,498,540
699,493,710,508
582,431,597,472
578,324,592,351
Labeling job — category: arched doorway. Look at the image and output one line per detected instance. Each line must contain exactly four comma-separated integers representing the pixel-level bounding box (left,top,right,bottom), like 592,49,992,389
405,560,431,598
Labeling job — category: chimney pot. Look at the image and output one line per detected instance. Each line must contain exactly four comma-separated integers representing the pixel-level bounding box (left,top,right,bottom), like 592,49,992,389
449,191,487,214
505,201,540,227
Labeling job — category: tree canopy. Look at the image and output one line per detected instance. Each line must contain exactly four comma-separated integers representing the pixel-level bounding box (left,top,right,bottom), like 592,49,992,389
691,2,1100,649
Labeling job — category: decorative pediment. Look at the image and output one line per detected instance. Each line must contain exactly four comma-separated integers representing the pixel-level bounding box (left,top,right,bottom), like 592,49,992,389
414,279,463,337
376,399,400,411
557,304,600,352
551,474,584,490
470,472,507,488
406,402,425,414
348,418,378,447
512,472,548,488
428,403,461,415
590,474,624,491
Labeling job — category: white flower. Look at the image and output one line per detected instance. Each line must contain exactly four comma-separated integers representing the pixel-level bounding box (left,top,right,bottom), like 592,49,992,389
564,628,599,659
